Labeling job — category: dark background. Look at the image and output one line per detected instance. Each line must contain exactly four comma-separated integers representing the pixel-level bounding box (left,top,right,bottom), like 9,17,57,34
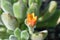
41,0,60,40
41,0,60,10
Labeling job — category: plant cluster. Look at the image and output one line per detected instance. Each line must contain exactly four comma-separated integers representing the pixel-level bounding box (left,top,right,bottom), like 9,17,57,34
0,0,60,40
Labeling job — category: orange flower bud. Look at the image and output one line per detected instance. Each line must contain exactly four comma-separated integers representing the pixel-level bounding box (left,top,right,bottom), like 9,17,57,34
26,13,37,27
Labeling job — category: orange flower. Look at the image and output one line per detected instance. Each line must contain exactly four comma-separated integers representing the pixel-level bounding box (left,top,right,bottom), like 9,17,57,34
26,13,37,27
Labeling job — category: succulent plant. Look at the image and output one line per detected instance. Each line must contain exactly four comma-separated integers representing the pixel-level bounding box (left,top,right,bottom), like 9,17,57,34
0,0,60,40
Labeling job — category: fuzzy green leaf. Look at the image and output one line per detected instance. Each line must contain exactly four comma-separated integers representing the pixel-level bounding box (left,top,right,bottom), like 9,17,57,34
31,30,48,40
1,13,19,30
29,0,42,7
21,30,29,40
9,35,18,40
14,28,21,38
13,1,27,23
27,3,39,16
1,0,13,16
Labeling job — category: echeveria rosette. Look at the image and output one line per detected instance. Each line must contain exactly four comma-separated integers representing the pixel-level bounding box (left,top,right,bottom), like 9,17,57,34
25,13,37,34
